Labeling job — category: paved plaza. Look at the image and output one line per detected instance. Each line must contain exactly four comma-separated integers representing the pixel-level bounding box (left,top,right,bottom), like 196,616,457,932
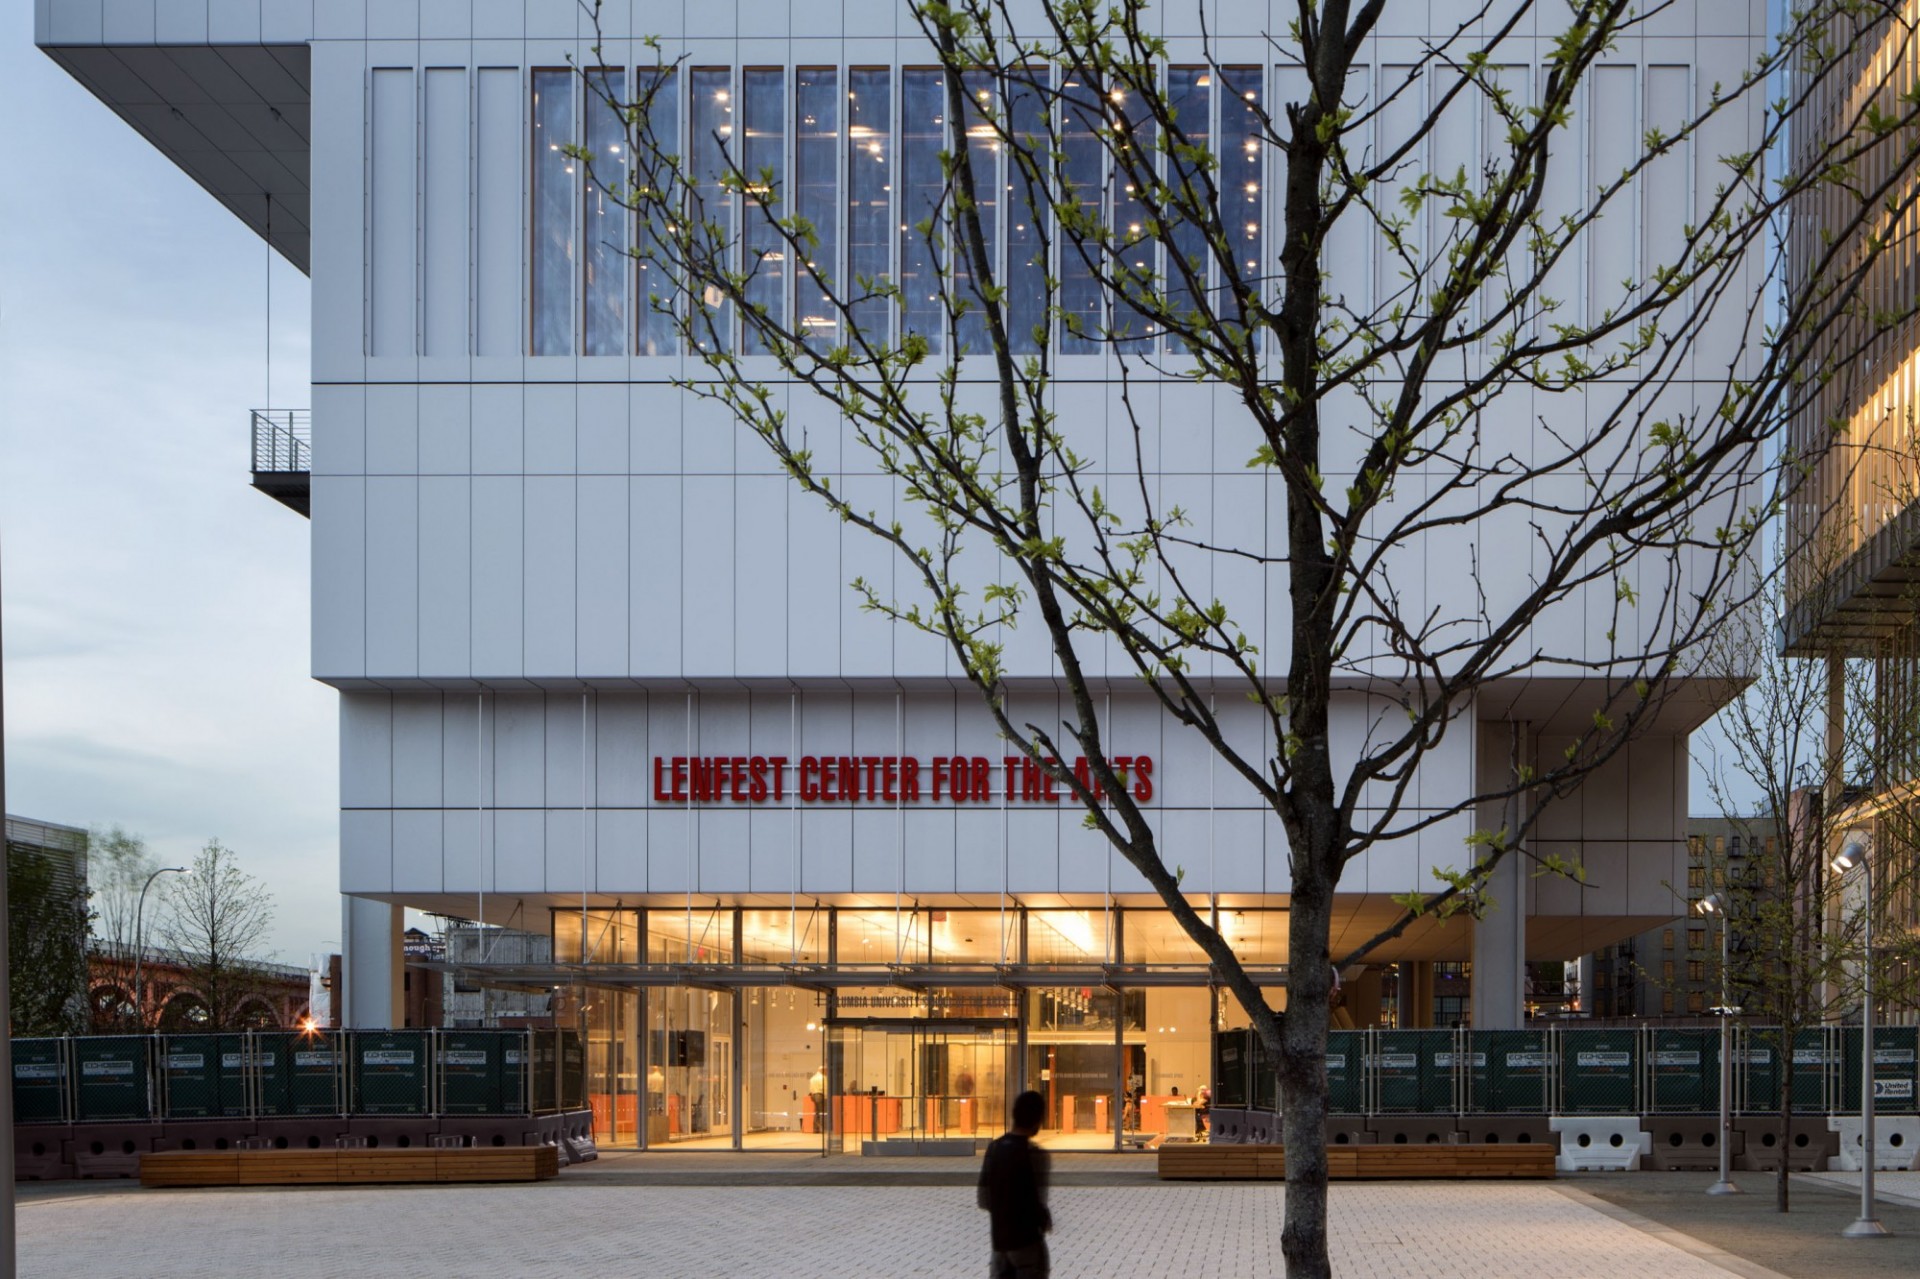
26,1156,1920,1278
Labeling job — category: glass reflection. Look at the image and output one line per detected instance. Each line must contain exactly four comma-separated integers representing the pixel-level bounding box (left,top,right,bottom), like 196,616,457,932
847,68,892,346
531,71,575,356
636,66,680,357
583,987,639,1145
647,905,735,963
1028,909,1111,964
1221,65,1263,351
742,985,827,1149
647,985,732,1145
1165,66,1212,352
690,68,735,353
1109,83,1157,351
741,68,785,355
954,70,999,356
1058,77,1104,354
583,69,628,356
553,908,641,964
1128,986,1209,1142
900,68,947,352
795,68,840,349
1026,987,1120,1147
1004,70,1049,356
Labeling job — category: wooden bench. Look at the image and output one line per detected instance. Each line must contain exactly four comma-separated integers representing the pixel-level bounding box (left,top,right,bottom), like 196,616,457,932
1158,1143,1555,1182
139,1146,560,1188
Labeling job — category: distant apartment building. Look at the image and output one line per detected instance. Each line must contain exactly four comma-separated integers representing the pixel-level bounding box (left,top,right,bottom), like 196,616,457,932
1584,820,1765,1020
5,815,90,1036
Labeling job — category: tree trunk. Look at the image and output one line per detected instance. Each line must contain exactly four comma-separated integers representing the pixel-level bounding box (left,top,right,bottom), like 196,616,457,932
1777,1056,1792,1213
1279,877,1335,1279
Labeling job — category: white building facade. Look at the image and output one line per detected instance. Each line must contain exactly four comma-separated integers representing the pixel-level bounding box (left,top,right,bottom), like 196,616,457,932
39,0,1763,1149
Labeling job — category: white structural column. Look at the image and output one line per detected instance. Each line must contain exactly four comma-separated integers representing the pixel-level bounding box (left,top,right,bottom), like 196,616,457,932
1471,723,1530,1029
341,896,404,1028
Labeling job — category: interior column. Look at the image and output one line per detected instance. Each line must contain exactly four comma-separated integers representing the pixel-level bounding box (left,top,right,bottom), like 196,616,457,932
340,896,404,1028
1470,722,1530,1029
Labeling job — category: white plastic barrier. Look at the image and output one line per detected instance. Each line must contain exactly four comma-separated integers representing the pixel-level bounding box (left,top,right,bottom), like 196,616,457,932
1827,1115,1920,1171
1550,1116,1650,1172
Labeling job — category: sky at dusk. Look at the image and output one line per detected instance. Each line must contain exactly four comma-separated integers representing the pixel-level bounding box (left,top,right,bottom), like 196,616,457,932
1,6,336,965
0,6,1752,977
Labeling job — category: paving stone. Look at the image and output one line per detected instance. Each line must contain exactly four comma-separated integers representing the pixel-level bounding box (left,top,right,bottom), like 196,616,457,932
19,1174,1758,1277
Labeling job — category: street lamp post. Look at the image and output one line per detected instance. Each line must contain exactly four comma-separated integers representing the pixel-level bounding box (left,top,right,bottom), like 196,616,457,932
1833,835,1889,1239
1695,892,1741,1196
130,866,186,1028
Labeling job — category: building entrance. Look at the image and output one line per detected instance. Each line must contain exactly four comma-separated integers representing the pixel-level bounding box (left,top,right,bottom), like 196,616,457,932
826,1020,1012,1154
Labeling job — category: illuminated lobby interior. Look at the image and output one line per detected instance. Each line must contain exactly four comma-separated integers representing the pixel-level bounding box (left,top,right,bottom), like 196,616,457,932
478,900,1310,1152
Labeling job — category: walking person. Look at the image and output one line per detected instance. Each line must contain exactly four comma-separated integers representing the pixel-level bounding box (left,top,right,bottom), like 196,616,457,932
977,1090,1052,1278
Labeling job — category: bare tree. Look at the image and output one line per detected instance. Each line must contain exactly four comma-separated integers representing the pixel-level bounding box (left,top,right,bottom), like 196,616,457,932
583,2,1920,1271
1694,531,1920,1209
85,826,160,1030
151,840,277,1033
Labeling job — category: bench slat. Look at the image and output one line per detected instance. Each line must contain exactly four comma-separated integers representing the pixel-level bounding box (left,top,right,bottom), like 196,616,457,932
141,1147,559,1188
1158,1143,1555,1182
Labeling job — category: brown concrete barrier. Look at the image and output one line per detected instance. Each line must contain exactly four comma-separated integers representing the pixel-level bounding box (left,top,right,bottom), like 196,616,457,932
1735,1117,1837,1172
66,1125,155,1179
154,1120,257,1153
1369,1116,1463,1145
1457,1116,1553,1146
14,1127,72,1181
1646,1117,1741,1171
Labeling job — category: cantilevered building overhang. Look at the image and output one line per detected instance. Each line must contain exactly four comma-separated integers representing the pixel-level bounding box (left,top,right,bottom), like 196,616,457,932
37,15,310,269
38,2,314,513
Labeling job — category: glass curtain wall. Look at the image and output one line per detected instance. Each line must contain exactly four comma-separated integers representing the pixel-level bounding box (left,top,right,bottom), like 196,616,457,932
536,63,1263,359
535,902,1277,1152
846,67,892,344
582,68,627,355
740,68,785,354
645,909,735,1146
899,68,947,351
531,70,575,354
689,67,735,353
795,67,840,349
636,66,680,355
741,908,829,1149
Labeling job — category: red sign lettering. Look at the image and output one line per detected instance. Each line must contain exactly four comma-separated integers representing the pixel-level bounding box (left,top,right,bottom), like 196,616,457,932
651,754,1153,805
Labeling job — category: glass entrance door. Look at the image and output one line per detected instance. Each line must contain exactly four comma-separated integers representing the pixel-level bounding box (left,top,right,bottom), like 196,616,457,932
826,1022,1011,1154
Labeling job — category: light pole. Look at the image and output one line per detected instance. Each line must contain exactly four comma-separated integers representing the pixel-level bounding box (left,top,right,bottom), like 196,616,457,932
1694,892,1741,1196
131,866,186,1028
1833,834,1889,1239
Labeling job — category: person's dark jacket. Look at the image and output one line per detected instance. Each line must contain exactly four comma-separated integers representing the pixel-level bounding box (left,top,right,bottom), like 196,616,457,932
977,1132,1051,1251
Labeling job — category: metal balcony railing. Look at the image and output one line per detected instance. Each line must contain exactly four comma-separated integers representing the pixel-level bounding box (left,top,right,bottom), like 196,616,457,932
250,409,311,517
251,409,310,473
